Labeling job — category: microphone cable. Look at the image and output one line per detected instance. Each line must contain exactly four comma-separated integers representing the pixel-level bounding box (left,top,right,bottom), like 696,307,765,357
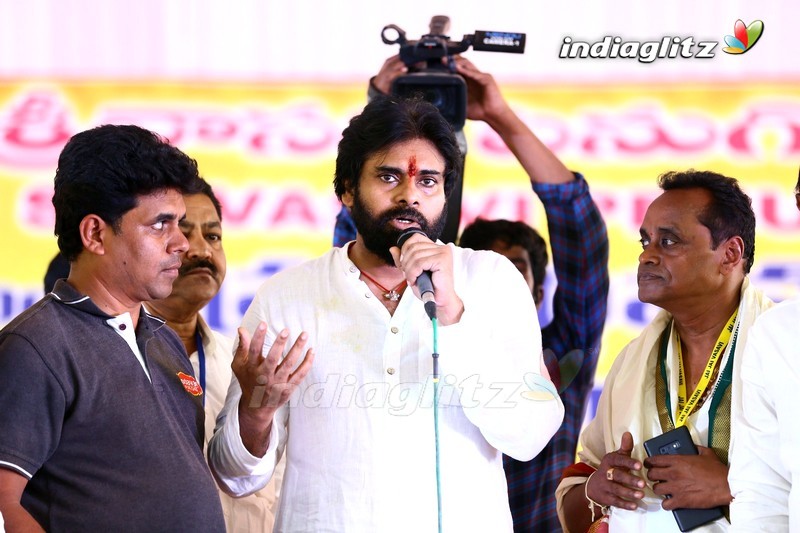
431,316,442,533
396,227,442,530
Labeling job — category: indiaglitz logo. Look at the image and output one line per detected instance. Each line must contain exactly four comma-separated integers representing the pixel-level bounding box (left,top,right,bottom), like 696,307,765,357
722,19,764,54
559,35,718,63
559,19,765,63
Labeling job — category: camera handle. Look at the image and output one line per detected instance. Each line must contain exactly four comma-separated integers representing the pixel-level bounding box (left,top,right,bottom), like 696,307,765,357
381,24,407,46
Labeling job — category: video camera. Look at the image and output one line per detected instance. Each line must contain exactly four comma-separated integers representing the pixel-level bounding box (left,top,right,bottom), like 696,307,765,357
381,16,526,130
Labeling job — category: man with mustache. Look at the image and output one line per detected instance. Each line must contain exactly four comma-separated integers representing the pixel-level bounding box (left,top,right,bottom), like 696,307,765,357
208,96,564,532
146,178,281,533
556,170,773,532
0,124,225,531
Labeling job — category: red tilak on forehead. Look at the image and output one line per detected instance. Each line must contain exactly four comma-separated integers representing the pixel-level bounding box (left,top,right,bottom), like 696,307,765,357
407,155,417,178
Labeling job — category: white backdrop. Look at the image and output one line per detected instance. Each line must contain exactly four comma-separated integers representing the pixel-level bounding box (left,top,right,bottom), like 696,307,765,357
0,0,794,83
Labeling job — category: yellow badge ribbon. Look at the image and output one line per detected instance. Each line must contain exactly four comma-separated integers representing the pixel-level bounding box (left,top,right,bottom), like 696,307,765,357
674,310,738,427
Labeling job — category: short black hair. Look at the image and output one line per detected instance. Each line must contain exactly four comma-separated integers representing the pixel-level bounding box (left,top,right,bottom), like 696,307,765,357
658,169,756,273
333,96,462,199
195,177,223,221
459,218,548,288
43,252,70,294
53,124,204,261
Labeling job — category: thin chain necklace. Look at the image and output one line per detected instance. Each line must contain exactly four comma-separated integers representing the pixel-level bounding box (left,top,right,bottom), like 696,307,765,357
359,269,407,301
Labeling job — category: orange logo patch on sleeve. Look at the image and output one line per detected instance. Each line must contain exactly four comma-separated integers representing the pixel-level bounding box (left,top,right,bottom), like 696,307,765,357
177,371,203,396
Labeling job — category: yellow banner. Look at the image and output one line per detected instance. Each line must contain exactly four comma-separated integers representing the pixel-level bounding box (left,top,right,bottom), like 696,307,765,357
2,81,799,399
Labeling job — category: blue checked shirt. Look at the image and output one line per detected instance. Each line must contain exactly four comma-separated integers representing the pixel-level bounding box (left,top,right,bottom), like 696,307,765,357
504,175,609,532
331,174,609,532
333,206,357,248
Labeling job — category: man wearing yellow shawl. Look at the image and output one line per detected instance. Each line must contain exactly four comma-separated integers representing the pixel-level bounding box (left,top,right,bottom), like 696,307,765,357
556,170,774,532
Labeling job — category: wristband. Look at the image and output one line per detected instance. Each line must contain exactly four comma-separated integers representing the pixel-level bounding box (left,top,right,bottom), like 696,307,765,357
585,470,609,522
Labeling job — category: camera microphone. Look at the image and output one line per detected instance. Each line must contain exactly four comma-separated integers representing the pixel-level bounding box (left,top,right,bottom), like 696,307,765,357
396,228,437,320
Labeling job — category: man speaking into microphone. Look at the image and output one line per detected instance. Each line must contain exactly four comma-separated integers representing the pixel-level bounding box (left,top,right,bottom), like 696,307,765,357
208,96,563,532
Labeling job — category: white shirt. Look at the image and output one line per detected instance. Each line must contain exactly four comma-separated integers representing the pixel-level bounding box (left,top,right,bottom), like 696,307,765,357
729,298,800,532
192,316,282,533
556,280,774,532
208,244,563,533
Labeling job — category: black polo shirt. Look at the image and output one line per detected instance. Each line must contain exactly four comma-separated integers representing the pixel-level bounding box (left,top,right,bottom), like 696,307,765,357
0,280,224,532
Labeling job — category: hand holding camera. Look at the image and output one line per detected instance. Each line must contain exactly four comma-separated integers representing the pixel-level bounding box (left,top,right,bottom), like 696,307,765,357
381,16,525,130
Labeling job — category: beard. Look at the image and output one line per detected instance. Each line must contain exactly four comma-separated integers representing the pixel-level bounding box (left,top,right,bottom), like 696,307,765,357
350,190,448,266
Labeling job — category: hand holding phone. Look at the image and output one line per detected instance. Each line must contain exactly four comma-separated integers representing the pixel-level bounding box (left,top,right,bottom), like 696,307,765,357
643,427,725,532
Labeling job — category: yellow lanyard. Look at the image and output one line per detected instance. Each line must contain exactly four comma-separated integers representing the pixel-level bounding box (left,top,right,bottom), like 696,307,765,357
674,310,738,427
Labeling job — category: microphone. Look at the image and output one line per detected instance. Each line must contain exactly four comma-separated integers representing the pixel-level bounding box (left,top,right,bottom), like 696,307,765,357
396,228,437,320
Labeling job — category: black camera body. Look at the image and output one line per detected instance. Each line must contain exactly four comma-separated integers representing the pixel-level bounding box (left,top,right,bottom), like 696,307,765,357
382,16,526,130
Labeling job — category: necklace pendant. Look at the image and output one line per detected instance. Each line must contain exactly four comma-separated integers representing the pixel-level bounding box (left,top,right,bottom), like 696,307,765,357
385,290,401,301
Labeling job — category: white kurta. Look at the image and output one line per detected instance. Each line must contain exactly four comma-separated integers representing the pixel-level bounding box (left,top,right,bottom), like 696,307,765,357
208,244,564,533
192,316,282,533
729,298,800,532
556,279,773,532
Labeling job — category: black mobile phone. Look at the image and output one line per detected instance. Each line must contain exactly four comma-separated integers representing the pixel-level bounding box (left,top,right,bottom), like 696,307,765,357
643,426,725,532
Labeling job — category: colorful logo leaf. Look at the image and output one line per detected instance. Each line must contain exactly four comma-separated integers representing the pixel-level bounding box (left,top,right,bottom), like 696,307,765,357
723,19,764,54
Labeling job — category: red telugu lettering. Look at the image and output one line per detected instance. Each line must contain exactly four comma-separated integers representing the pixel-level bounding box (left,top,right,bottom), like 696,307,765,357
0,92,74,167
196,116,237,143
759,195,800,231
270,192,318,226
216,190,260,225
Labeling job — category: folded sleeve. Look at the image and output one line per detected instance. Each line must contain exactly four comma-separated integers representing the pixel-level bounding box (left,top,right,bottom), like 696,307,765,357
438,249,564,461
207,290,288,497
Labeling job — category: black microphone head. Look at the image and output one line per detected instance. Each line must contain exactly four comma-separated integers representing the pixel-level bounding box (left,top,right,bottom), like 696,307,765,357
397,227,428,248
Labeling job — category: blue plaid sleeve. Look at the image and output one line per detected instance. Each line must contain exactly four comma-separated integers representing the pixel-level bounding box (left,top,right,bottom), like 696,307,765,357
505,173,610,532
333,205,356,247
532,173,609,366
